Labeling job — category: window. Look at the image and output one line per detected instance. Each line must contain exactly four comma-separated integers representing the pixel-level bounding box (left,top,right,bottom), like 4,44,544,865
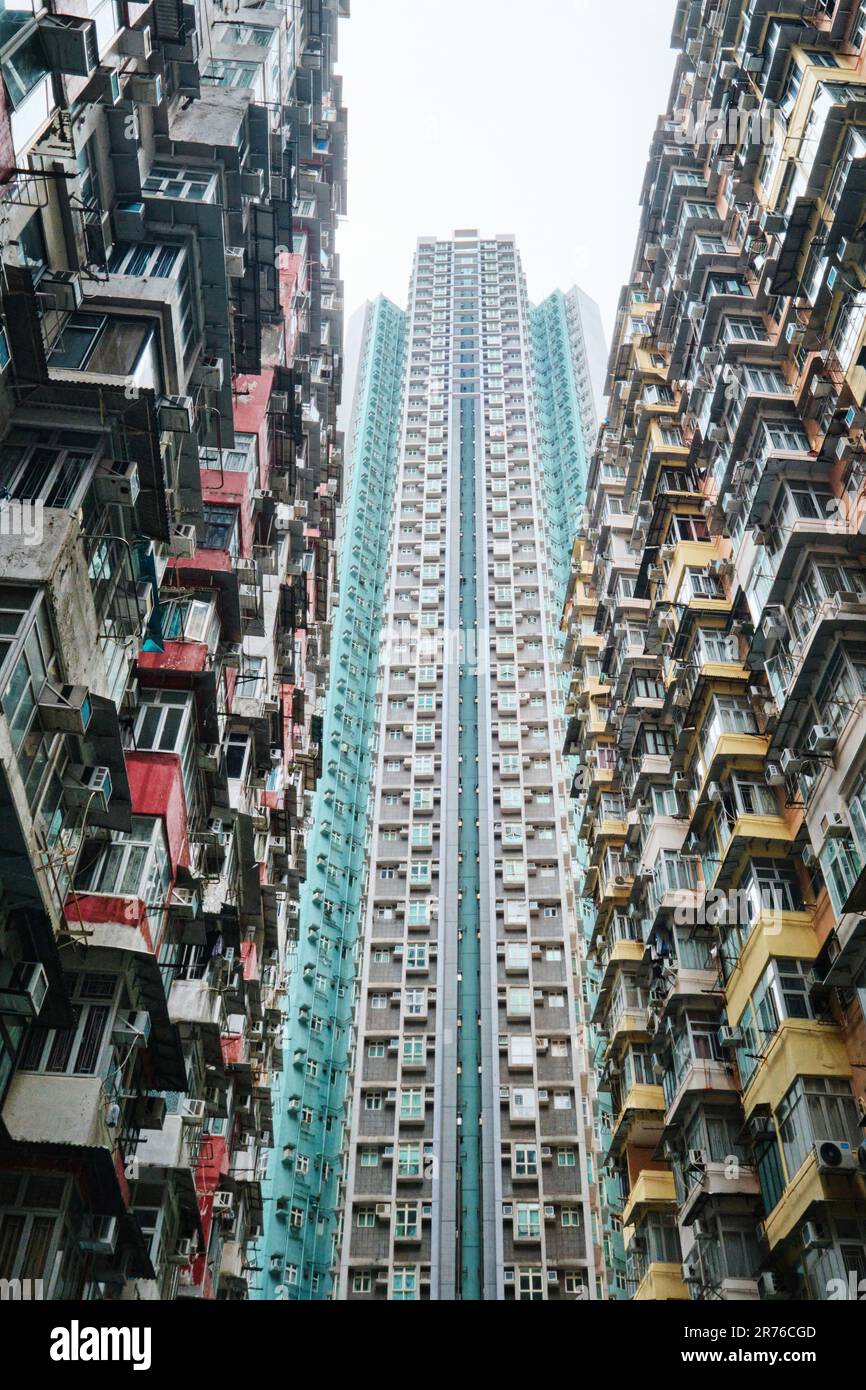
0,428,100,513
134,689,197,810
356,1208,375,1228
513,1145,537,1177
202,58,260,89
142,164,216,201
0,1173,69,1295
395,1203,418,1239
20,972,119,1077
75,816,171,916
364,1093,382,1111
352,1273,371,1293
515,1203,541,1239
160,596,218,647
404,989,426,1017
400,1088,423,1120
402,1037,425,1067
507,987,530,1017
776,1076,861,1182
505,943,529,971
202,505,240,555
109,241,180,278
517,1267,543,1301
391,1267,417,1300
557,1149,576,1167
397,1142,421,1177
509,1035,534,1067
359,1149,378,1168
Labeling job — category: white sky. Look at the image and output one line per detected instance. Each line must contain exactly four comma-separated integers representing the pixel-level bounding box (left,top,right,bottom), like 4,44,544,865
336,0,679,343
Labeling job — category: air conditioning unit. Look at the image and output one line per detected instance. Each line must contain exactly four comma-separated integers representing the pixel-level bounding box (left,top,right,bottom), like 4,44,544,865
38,14,98,76
764,763,786,787
196,745,221,773
757,1269,786,1300
375,1204,391,1221
717,1025,742,1049
762,606,786,641
169,1237,195,1265
168,524,197,557
159,395,195,434
129,1095,166,1130
821,811,849,840
78,1215,118,1255
111,1010,152,1048
195,356,224,390
225,247,246,278
780,750,803,776
112,200,146,241
241,168,265,198
63,764,113,812
116,24,152,58
814,1139,856,1173
94,458,140,507
0,960,48,1019
180,1098,207,1123
807,724,836,755
127,73,163,105
94,66,121,105
801,1219,831,1253
37,683,93,735
213,1192,235,1213
85,210,114,268
137,576,154,624
38,269,83,313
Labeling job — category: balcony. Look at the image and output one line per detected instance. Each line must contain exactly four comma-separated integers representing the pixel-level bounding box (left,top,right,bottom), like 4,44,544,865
608,1082,665,1157
633,1262,689,1301
622,1168,677,1228
740,1018,850,1121
678,1159,761,1228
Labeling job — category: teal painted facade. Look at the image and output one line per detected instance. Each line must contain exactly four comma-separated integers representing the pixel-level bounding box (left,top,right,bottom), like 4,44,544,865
456,395,482,1297
532,290,626,1298
531,290,592,617
260,297,406,1300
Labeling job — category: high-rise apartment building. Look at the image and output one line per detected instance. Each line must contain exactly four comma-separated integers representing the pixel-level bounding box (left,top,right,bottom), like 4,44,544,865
261,231,606,1302
563,0,866,1303
0,0,347,1299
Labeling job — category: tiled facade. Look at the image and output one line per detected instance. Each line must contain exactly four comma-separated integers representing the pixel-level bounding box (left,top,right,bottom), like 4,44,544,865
329,234,605,1302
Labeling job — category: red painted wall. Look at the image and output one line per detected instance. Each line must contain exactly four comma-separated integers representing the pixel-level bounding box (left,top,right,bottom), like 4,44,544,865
126,751,190,873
